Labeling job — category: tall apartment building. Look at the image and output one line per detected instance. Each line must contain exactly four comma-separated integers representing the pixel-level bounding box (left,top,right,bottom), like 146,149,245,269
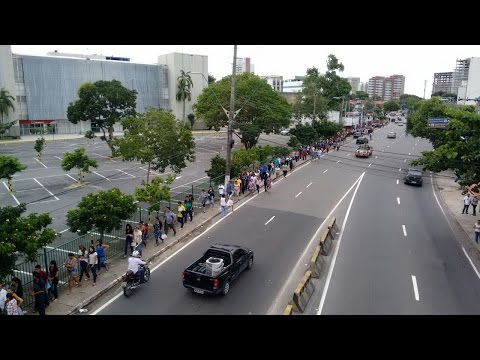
432,72,454,94
367,75,405,100
261,75,283,92
235,57,254,74
346,77,360,94
359,82,368,92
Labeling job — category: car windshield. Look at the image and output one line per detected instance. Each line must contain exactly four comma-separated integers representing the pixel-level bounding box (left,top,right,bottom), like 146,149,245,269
408,170,422,176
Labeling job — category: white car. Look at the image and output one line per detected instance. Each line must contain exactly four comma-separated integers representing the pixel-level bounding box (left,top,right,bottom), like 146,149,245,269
280,129,290,136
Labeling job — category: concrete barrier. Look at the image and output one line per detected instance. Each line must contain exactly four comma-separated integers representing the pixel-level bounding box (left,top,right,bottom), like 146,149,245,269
309,245,324,278
284,303,294,315
327,217,338,239
319,229,332,255
292,270,315,313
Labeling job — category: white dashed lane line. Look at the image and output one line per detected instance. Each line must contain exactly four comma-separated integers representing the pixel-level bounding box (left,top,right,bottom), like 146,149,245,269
323,169,328,174
411,275,420,301
402,225,407,236
368,163,372,167
306,182,312,188
336,160,341,164
399,168,402,172
264,216,275,226
397,197,400,205
295,192,302,198
397,179,399,185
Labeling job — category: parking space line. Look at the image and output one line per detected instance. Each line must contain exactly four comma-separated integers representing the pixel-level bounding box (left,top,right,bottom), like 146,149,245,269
368,163,372,167
411,275,420,301
306,182,312,188
34,158,48,168
2,181,20,205
93,152,117,162
323,169,328,173
139,167,165,176
295,191,302,198
54,156,63,160
336,160,341,164
402,225,407,236
29,198,59,205
265,216,275,226
14,187,44,193
58,228,70,234
117,169,136,178
93,171,111,181
66,174,79,182
33,178,60,200
170,176,209,190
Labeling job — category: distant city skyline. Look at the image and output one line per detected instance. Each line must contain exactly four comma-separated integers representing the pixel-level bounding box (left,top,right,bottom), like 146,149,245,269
11,45,480,99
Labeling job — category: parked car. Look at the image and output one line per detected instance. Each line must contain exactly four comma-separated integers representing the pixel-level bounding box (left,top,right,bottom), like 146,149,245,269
387,132,397,139
356,136,369,144
280,129,290,136
182,244,254,296
404,168,423,186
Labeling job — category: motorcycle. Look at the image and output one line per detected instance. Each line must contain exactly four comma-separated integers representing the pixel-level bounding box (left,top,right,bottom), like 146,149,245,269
121,264,151,297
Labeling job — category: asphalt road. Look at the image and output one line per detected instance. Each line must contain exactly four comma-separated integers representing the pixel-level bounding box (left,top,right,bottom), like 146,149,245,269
0,132,290,247
317,122,480,314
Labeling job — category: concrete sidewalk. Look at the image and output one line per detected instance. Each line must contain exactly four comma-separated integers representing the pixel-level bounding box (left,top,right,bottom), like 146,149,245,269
36,157,312,315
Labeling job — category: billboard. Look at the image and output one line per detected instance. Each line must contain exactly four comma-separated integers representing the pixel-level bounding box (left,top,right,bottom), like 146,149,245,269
427,117,450,129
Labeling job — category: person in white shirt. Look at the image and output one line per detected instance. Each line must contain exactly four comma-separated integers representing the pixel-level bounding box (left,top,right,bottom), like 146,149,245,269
218,184,225,196
220,194,227,217
462,194,471,214
128,251,146,283
0,282,7,312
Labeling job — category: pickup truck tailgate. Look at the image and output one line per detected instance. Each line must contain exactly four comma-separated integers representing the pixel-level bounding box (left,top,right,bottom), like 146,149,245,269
183,270,216,293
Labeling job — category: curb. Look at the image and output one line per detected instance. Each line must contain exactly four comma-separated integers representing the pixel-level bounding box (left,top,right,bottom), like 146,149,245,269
68,158,312,314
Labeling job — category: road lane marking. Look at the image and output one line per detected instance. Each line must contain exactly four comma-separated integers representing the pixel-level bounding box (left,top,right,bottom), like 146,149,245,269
93,152,117,162
462,247,480,280
295,191,302,198
317,172,366,315
368,163,372,167
265,216,275,226
402,225,407,236
399,168,402,172
34,158,48,168
408,153,411,155
33,178,59,200
93,171,111,181
2,181,20,205
66,174,78,182
411,275,420,301
176,176,182,180
346,153,351,156
336,160,341,164
92,158,313,315
58,228,70,234
404,159,407,162
45,246,71,254
306,182,312,188
170,176,209,190
54,156,63,160
117,169,135,178
397,179,399,185
323,169,328,173
375,156,378,159
397,197,400,205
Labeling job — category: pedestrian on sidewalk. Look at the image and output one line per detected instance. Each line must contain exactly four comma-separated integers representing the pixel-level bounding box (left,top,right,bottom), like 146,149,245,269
64,253,80,294
220,194,227,217
474,220,480,244
185,195,194,222
282,163,288,177
133,225,143,256
471,195,478,216
29,273,46,316
77,244,90,282
208,186,215,208
164,207,177,236
177,201,186,228
48,260,59,301
88,246,98,286
33,264,50,306
199,189,209,213
227,196,234,213
462,193,471,214
153,216,163,246
125,223,134,257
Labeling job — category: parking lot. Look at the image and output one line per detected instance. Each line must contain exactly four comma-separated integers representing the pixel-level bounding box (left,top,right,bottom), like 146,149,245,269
1,132,289,247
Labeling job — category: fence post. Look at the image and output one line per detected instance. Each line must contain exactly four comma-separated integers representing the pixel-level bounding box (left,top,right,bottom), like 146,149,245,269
139,207,142,222
43,247,49,272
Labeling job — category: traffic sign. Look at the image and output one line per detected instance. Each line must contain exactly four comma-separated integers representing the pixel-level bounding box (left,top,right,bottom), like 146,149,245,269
427,117,449,128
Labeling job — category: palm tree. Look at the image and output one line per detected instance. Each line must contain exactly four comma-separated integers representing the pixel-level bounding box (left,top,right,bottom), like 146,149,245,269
176,70,193,123
0,87,15,124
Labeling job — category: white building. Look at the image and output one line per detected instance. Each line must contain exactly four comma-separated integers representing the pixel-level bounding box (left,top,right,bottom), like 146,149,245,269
235,57,254,75
456,57,480,106
261,75,283,92
283,76,304,92
346,77,360,94
158,52,208,125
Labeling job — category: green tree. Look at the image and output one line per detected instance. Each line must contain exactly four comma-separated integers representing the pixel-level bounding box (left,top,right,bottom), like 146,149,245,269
66,188,137,240
34,137,46,160
411,106,480,184
208,74,216,84
67,80,137,156
61,148,98,183
115,108,195,184
0,204,57,280
134,176,174,213
399,94,423,111
271,146,291,158
289,123,318,145
383,100,400,113
0,87,15,125
312,119,344,138
205,155,241,184
176,70,194,123
287,135,301,149
194,72,291,149
0,155,26,192
352,91,369,100
84,130,96,144
232,148,258,170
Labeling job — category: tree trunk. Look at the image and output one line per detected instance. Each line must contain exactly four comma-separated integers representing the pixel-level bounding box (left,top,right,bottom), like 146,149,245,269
105,125,115,157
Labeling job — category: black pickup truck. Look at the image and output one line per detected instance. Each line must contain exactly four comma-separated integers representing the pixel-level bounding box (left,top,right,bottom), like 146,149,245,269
182,244,254,296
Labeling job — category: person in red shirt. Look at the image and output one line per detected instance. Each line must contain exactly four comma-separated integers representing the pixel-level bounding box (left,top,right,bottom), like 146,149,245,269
33,264,50,307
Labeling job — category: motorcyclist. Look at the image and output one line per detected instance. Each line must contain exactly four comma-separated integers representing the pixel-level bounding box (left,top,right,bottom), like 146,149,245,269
127,251,146,283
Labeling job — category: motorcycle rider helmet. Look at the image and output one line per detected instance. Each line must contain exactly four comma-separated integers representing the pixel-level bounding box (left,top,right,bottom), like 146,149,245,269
132,250,141,258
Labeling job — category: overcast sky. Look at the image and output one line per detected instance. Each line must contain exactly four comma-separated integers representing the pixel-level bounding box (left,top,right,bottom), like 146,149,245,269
11,45,480,99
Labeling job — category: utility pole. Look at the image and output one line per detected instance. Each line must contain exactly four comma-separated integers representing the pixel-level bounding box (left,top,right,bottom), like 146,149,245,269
225,45,237,188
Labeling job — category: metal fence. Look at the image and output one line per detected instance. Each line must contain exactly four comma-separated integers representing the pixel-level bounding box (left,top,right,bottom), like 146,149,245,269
7,174,223,309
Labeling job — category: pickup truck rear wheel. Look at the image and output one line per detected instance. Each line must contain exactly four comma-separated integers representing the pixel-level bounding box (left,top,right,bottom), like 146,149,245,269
221,280,230,296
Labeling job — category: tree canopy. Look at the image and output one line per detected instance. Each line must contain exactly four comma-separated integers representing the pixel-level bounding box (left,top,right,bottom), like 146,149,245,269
134,176,174,213
0,87,15,124
383,100,400,113
0,155,27,189
0,204,57,280
66,188,137,239
61,148,98,183
194,72,291,149
67,80,137,156
115,108,195,183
